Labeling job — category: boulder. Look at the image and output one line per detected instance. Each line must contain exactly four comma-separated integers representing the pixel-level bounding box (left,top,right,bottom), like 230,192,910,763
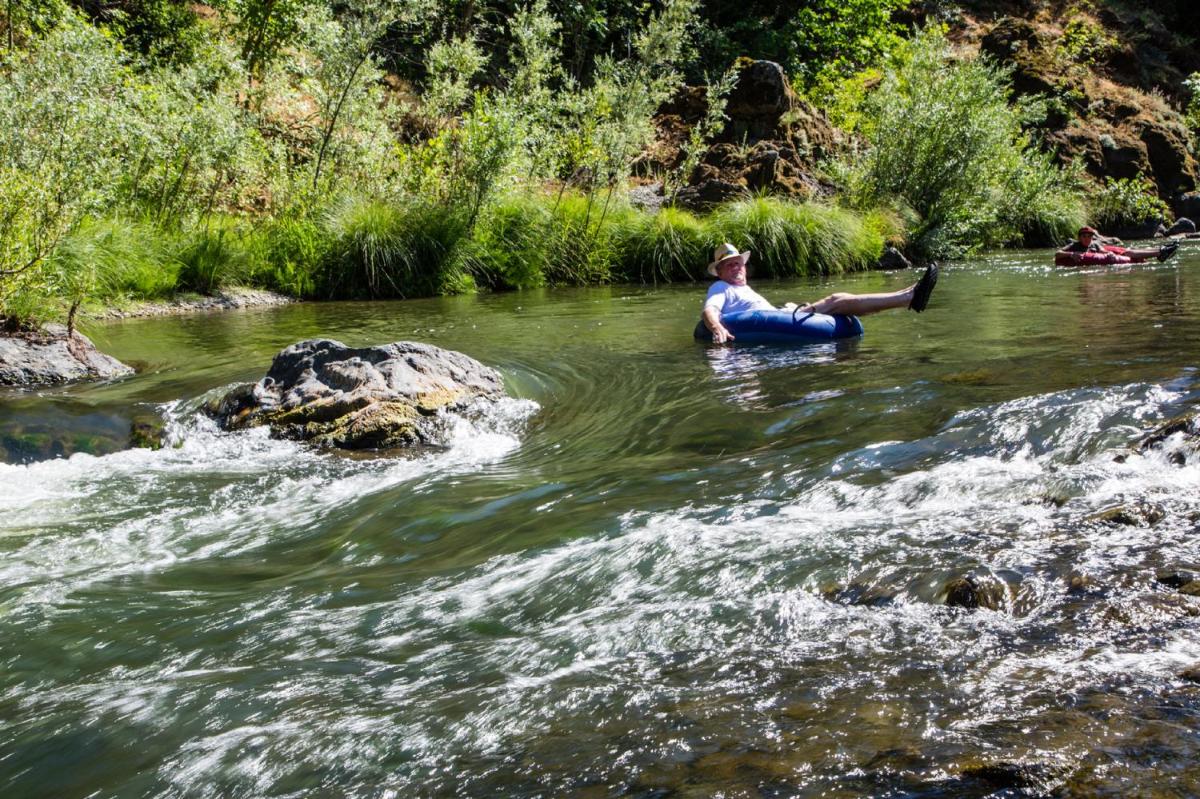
1176,192,1200,220
672,179,748,212
1165,217,1197,236
1099,133,1151,181
1139,118,1197,197
0,324,133,387
721,60,795,144
206,339,507,450
876,246,912,271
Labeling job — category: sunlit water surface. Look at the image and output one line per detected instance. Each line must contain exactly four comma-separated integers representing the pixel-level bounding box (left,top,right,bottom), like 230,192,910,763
4,250,1200,797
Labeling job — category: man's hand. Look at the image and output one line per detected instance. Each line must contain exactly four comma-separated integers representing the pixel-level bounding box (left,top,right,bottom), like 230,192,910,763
711,323,735,344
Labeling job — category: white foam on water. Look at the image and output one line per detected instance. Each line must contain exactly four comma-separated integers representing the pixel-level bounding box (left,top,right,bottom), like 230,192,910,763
285,377,1200,766
0,397,539,609
7,374,1200,793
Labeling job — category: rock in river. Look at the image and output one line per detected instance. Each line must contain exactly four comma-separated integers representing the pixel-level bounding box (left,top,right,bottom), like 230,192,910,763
0,324,133,387
206,339,507,450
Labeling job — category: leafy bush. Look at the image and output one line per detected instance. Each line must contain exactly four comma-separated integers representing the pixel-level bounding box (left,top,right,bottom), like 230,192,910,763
1090,175,1171,231
1055,16,1118,67
693,0,905,90
842,26,1084,257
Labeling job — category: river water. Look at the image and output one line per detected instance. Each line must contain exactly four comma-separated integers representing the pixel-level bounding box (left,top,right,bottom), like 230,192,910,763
3,250,1200,797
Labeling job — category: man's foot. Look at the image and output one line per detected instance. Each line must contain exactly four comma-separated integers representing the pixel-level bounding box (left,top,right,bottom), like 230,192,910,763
1158,241,1180,262
909,263,938,312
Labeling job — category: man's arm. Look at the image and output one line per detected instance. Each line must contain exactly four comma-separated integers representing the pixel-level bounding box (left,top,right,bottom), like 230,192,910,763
702,304,734,344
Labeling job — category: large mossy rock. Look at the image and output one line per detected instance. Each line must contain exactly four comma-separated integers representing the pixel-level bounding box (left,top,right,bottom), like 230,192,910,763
206,339,507,450
0,324,133,387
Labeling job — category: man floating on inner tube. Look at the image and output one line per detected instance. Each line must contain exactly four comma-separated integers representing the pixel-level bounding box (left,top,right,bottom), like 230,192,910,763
699,243,938,345
1055,225,1178,267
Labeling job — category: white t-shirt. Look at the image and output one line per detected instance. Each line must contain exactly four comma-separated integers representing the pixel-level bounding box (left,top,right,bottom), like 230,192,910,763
704,281,775,316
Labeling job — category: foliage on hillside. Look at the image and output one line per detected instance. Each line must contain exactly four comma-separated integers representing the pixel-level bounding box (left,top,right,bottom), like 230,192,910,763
5,0,1187,323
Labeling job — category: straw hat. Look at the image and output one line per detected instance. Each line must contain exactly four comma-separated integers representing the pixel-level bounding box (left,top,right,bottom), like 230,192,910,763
707,243,751,277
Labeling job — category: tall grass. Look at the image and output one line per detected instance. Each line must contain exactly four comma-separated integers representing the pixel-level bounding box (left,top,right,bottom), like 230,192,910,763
31,191,895,315
174,219,258,295
465,195,555,290
241,213,330,298
321,198,474,299
54,217,179,301
708,197,891,278
609,206,712,284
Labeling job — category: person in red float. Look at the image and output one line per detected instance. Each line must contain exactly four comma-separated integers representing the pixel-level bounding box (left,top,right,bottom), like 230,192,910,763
1056,226,1178,266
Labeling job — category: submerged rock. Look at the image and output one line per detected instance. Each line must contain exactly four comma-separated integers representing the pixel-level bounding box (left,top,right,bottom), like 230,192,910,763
942,575,1009,611
129,412,167,450
206,339,507,450
959,760,1064,792
0,324,133,387
1135,411,1199,456
1087,500,1166,527
1156,571,1198,589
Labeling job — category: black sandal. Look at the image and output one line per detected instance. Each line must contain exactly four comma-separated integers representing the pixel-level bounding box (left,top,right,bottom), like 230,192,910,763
909,263,939,312
1158,241,1180,262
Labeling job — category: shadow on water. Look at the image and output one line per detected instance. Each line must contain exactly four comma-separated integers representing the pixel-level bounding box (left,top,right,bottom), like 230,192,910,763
4,250,1200,796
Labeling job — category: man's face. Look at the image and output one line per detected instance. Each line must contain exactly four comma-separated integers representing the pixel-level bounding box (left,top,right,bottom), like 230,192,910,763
717,256,747,285
1080,231,1095,246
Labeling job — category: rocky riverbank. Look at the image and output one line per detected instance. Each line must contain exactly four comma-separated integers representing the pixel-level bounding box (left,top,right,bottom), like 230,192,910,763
89,287,295,321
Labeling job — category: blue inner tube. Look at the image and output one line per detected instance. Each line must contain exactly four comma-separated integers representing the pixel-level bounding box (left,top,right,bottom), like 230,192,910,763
693,309,864,343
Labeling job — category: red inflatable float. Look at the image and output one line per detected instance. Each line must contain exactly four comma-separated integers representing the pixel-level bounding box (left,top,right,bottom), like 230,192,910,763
1053,245,1147,266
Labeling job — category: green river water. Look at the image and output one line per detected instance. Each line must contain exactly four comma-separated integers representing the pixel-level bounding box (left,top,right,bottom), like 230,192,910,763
3,249,1200,797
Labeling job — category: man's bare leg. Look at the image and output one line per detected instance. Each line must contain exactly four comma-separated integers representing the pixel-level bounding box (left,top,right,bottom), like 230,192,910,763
799,287,913,316
798,263,938,316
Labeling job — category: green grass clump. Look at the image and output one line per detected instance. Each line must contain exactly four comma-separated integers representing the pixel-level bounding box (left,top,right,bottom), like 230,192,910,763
708,197,886,278
609,205,712,284
539,193,623,285
321,198,474,299
466,196,555,290
174,219,256,295
242,213,330,298
55,216,179,301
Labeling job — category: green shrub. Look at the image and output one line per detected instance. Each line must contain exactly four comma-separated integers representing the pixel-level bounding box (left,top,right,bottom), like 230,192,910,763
843,26,1085,257
1090,175,1171,232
